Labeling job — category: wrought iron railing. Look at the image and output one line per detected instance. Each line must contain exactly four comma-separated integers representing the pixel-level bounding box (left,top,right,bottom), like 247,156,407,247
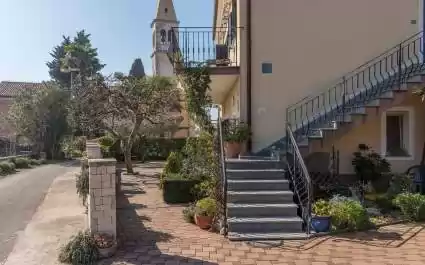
168,27,242,68
285,125,312,235
215,107,228,235
286,31,425,141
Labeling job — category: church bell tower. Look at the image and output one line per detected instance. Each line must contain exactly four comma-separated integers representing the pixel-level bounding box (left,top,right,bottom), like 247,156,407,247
151,0,179,77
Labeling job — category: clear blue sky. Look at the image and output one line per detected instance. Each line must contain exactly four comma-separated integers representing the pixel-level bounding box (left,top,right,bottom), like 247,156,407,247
0,0,213,82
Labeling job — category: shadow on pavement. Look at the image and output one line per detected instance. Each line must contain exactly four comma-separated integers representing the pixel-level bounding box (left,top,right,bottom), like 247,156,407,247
99,169,217,265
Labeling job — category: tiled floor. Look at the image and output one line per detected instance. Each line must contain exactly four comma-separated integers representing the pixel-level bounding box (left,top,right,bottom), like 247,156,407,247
100,162,425,265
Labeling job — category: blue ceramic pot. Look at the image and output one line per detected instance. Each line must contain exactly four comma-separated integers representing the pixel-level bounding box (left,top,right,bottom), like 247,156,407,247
311,216,331,233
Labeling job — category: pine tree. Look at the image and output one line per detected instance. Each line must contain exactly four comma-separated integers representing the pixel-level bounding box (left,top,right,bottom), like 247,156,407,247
129,58,146,78
46,30,105,88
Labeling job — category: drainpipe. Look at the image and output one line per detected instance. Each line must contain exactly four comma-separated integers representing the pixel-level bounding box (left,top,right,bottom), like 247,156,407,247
246,0,252,152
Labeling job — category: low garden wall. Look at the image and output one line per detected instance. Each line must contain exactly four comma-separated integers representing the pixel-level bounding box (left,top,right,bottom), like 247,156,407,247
86,141,117,239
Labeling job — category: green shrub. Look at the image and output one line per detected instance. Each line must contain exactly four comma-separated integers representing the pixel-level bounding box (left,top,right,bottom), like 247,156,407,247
13,157,31,169
352,144,391,192
329,197,370,231
374,194,395,213
312,199,332,216
162,174,198,204
222,120,250,143
77,159,90,206
58,230,98,264
71,149,83,158
387,174,412,199
181,132,217,199
164,152,183,174
29,159,41,166
393,193,425,221
72,136,87,152
195,197,217,217
98,135,116,158
183,205,195,223
0,161,16,175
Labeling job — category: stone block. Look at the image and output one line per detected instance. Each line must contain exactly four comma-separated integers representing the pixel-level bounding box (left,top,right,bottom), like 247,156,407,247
89,175,102,189
101,188,115,197
95,204,105,211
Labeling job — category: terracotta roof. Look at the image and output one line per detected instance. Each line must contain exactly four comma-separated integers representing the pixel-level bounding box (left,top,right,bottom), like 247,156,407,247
0,81,45,97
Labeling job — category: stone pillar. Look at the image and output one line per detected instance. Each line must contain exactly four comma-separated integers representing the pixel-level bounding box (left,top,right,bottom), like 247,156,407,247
88,158,117,238
86,141,102,159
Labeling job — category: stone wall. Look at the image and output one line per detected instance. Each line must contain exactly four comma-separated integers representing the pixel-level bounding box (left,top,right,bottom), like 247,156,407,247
86,140,117,239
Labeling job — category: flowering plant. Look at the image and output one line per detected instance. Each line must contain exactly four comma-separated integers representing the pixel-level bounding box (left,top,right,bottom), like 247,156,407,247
93,233,115,249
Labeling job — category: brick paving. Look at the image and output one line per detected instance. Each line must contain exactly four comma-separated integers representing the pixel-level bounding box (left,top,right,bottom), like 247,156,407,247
99,162,425,265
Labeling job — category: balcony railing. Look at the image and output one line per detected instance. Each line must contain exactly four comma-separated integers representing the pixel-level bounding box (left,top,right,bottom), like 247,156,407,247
168,27,241,69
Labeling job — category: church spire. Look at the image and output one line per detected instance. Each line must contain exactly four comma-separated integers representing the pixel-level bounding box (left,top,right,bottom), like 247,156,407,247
154,0,178,23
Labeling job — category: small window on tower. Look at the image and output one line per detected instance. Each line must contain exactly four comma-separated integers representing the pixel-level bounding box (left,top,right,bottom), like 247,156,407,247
165,8,168,13
160,29,166,43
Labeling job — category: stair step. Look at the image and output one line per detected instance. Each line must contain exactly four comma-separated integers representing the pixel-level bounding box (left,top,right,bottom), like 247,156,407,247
228,217,303,233
227,190,294,203
226,169,285,180
228,232,308,241
227,203,298,217
227,179,289,191
226,159,284,170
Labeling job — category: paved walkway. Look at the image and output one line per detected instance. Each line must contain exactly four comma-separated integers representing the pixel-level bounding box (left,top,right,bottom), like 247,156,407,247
102,162,425,265
2,167,86,265
0,162,78,263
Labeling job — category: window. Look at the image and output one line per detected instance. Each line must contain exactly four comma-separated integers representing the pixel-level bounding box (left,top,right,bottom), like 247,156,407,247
160,29,166,43
381,107,414,159
168,29,173,42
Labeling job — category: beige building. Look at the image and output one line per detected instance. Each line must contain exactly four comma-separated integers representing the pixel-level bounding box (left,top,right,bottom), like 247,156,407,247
168,0,425,174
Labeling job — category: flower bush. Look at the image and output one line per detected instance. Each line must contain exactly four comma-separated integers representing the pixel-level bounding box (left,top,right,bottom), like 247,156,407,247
393,193,425,221
312,199,332,216
195,197,217,217
313,196,371,231
93,233,115,249
58,230,98,264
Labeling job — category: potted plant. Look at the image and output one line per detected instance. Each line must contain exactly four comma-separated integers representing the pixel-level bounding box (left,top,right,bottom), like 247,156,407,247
194,197,217,229
222,120,250,158
93,233,117,258
311,199,332,233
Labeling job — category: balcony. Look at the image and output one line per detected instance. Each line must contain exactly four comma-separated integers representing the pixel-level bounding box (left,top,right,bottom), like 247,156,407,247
168,27,242,103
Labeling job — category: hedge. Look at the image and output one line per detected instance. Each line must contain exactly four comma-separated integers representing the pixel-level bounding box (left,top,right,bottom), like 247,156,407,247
162,175,198,204
109,137,187,161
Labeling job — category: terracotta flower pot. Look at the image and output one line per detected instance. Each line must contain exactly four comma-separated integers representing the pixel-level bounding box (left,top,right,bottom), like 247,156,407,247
195,214,213,229
224,141,242,158
97,243,117,259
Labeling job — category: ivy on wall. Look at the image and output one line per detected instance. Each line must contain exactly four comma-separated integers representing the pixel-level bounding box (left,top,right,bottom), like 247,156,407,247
178,63,214,134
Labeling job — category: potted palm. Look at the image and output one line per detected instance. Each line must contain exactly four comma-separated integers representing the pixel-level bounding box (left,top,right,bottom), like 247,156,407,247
194,197,217,229
222,120,250,158
93,233,117,258
311,199,332,233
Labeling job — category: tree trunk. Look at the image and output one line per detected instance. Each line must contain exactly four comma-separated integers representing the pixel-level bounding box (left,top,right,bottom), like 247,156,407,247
123,118,143,174
124,140,133,174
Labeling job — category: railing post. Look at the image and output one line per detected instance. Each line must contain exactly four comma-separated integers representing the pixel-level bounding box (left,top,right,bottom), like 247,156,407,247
398,43,403,90
342,76,346,117
216,105,228,236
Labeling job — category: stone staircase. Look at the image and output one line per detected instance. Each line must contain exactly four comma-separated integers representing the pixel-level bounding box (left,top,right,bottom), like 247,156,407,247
225,158,307,241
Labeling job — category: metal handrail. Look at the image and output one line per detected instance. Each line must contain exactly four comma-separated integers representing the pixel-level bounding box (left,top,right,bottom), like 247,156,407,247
287,31,423,110
286,124,312,235
286,31,425,141
217,106,228,235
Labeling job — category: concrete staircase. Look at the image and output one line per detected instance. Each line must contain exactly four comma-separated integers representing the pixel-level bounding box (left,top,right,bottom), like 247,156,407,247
225,159,307,241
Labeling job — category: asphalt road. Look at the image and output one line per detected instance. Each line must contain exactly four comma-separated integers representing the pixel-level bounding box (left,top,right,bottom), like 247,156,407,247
0,162,78,263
